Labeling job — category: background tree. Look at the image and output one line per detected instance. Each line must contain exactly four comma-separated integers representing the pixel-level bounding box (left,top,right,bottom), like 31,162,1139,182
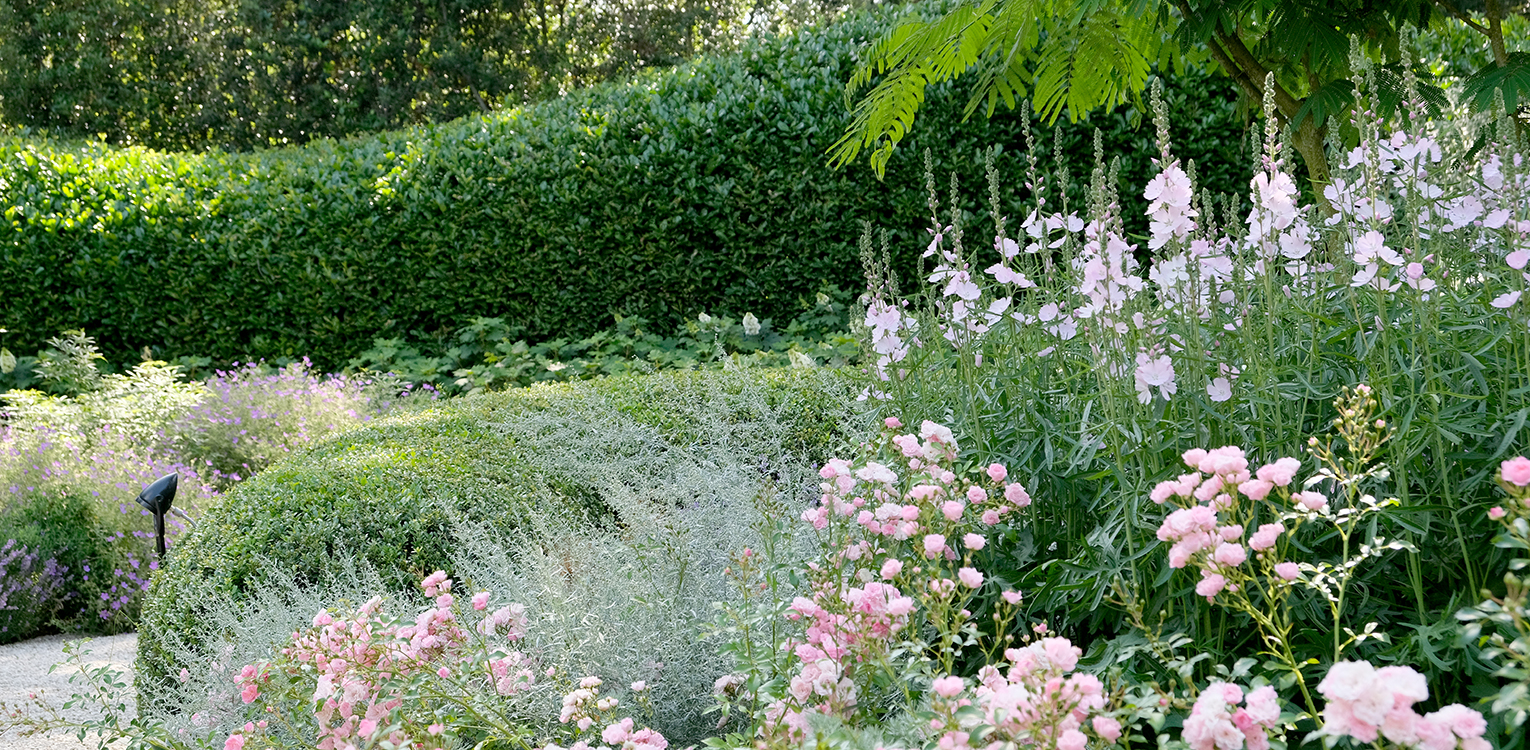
0,0,885,150
830,0,1529,207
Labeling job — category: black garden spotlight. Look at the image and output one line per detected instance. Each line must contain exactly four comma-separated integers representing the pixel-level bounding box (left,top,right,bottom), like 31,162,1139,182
135,472,178,559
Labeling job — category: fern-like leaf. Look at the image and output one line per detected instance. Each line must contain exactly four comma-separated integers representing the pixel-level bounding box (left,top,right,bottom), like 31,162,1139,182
1462,52,1530,115
830,2,1000,173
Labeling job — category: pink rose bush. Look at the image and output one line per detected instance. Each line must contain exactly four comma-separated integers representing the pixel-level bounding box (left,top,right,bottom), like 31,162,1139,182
1182,682,1280,750
1316,662,1488,750
1138,387,1502,749
924,638,1108,750
745,417,1120,749
221,572,665,750
1492,456,1530,531
1454,455,1530,732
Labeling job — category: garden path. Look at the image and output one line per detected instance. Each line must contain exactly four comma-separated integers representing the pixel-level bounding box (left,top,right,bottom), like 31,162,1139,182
0,632,136,749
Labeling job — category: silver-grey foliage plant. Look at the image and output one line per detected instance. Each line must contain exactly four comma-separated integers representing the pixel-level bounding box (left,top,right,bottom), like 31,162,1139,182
145,370,860,746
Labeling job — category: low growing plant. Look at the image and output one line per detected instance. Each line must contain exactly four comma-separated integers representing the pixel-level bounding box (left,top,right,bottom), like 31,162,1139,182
348,295,860,397
11,394,1526,750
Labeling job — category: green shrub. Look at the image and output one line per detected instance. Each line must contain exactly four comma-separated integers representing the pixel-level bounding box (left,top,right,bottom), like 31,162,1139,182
0,490,152,642
349,292,860,394
0,1,1250,370
134,367,858,709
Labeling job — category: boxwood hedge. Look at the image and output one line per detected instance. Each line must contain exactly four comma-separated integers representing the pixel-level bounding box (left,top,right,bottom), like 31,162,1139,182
0,2,1249,369
134,367,857,706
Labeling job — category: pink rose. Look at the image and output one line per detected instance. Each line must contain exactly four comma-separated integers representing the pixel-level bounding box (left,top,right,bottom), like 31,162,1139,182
958,567,984,588
1295,491,1328,511
1238,479,1273,501
1004,482,1031,507
1256,457,1302,487
1092,716,1123,743
963,533,986,550
1274,562,1298,580
923,534,947,559
603,718,635,745
1058,729,1087,750
880,558,904,579
1041,637,1081,671
1249,522,1284,551
472,592,491,610
1502,456,1530,487
1150,481,1177,504
981,510,1001,526
1213,542,1247,567
1425,704,1485,739
1489,506,1507,520
1195,572,1227,600
931,675,965,698
224,735,245,750
884,417,903,429
986,463,1007,482
942,500,965,521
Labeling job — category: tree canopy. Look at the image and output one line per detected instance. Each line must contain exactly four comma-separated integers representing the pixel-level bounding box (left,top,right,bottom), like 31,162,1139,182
831,0,1529,203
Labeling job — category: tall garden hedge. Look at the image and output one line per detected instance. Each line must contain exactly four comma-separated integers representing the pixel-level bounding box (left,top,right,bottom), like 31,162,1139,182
0,2,1250,369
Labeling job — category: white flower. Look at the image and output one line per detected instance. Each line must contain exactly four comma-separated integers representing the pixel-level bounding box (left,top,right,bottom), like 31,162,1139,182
1443,196,1484,230
943,271,981,301
1134,353,1177,404
1207,377,1232,403
742,312,761,336
1350,231,1402,266
985,263,1034,287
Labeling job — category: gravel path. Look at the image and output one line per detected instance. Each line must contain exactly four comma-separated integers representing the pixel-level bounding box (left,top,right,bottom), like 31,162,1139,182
0,632,136,750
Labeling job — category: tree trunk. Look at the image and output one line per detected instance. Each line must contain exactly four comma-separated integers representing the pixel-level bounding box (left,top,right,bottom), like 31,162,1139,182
1290,118,1333,216
1195,20,1336,215
1487,0,1510,68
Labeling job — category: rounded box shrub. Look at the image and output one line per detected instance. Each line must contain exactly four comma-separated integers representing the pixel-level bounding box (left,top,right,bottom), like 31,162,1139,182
134,367,857,707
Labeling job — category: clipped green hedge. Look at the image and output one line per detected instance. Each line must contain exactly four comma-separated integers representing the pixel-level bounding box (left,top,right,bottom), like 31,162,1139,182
0,2,1250,369
134,367,856,705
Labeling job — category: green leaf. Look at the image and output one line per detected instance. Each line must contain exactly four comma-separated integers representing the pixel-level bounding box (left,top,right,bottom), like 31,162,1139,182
1291,79,1355,131
1462,52,1530,114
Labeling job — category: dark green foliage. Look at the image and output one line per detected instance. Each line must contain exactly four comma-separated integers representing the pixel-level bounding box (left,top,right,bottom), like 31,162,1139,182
1462,51,1530,114
135,367,855,705
0,3,1248,371
348,292,859,394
